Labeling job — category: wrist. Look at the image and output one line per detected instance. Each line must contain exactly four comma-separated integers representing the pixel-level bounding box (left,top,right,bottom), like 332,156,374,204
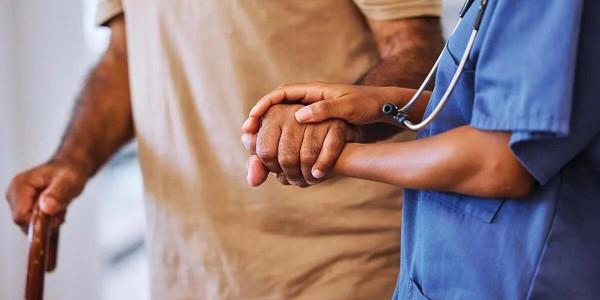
332,143,362,177
50,149,96,178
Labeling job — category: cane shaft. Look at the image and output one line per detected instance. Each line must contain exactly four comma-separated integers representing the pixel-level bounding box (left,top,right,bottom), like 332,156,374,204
25,205,55,300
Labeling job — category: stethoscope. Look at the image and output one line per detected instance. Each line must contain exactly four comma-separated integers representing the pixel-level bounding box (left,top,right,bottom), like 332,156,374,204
382,0,489,131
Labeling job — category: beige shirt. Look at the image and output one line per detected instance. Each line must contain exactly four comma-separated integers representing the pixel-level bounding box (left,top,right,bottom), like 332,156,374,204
96,1,440,299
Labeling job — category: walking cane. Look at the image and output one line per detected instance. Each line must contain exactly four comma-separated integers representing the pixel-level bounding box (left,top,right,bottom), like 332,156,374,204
25,203,59,300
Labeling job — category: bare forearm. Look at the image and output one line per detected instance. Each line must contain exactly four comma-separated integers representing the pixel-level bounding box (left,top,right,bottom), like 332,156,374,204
360,17,444,88
356,17,444,142
52,16,132,177
334,126,534,198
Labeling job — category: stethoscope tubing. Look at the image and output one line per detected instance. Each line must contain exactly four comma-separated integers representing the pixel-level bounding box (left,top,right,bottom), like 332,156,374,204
383,0,488,131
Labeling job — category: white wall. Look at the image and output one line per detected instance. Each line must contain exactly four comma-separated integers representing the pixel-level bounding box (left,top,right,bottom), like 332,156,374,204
0,1,101,299
0,1,23,300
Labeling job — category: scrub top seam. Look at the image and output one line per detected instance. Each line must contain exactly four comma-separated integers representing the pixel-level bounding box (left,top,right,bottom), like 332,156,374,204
422,190,492,223
524,171,564,300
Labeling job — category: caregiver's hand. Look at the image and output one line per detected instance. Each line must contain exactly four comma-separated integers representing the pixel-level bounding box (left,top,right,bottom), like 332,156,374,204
242,83,420,133
242,104,357,187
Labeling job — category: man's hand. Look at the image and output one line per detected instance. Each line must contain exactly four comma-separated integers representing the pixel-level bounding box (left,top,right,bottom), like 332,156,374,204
5,160,88,232
242,104,357,187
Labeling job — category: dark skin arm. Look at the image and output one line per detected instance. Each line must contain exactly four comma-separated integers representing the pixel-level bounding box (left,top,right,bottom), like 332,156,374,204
243,17,443,138
246,83,535,198
242,17,443,185
356,17,443,142
335,126,534,198
5,15,132,230
53,15,133,177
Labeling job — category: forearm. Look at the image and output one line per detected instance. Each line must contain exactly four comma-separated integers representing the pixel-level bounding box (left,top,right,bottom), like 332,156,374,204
360,17,444,88
357,17,444,142
334,126,534,198
52,16,133,177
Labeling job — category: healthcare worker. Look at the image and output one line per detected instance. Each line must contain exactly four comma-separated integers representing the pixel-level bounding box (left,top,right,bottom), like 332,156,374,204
242,0,600,298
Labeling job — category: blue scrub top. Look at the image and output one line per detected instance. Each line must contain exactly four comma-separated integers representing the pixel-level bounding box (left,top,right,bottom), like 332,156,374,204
395,0,600,299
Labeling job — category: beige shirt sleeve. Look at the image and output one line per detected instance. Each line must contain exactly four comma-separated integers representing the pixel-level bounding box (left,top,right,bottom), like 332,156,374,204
353,0,442,21
96,0,124,26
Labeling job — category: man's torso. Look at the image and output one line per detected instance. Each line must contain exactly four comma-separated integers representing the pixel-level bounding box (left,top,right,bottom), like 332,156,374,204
121,1,403,299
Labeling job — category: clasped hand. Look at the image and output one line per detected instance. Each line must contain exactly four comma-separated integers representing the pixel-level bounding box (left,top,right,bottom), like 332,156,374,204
242,104,357,187
242,83,411,187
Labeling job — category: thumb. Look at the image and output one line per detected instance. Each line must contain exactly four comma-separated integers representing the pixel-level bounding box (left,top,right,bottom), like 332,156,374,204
247,155,268,187
241,134,257,154
38,174,78,215
294,99,355,123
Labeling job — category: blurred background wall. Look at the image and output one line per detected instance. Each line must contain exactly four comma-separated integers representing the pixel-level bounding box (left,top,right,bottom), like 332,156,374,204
0,0,463,299
0,1,147,299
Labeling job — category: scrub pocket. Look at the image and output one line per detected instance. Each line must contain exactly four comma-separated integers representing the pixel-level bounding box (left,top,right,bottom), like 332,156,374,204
423,190,504,223
407,279,432,300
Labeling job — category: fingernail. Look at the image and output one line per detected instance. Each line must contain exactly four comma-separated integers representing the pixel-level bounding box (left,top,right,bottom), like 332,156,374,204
241,134,249,148
295,107,312,122
242,119,250,130
41,197,58,213
312,169,324,179
249,106,259,117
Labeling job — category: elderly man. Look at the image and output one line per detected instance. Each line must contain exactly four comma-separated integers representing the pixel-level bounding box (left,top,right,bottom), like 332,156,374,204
6,0,443,299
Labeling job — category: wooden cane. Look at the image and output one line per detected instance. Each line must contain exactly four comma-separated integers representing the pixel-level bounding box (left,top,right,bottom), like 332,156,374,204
25,204,59,300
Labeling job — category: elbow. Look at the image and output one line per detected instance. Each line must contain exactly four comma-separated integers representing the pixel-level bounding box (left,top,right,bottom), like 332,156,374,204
493,172,535,198
481,159,535,198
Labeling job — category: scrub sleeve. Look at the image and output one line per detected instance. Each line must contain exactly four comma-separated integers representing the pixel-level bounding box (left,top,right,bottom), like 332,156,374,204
468,0,593,184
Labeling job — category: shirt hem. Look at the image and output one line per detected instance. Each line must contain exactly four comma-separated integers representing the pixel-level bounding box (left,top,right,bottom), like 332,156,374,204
354,2,442,21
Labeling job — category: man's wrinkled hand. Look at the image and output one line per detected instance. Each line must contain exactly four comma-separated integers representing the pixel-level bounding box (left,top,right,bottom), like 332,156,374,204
242,104,357,187
5,160,87,233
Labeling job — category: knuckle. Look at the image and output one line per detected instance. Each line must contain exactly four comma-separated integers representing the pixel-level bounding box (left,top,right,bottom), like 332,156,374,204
10,174,25,188
13,173,24,183
255,134,276,161
278,153,298,169
278,144,299,168
59,168,81,184
346,108,361,122
317,101,333,114
328,128,346,144
12,211,27,225
286,173,303,183
256,150,277,164
263,104,284,117
256,147,276,162
300,144,320,163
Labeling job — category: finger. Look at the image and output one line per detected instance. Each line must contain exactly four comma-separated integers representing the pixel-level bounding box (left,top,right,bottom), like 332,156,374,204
6,175,45,229
273,173,291,185
256,122,283,173
311,124,348,179
299,125,328,185
39,171,81,215
276,172,309,188
278,123,306,186
244,83,332,133
241,134,257,154
295,98,357,124
247,155,269,187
